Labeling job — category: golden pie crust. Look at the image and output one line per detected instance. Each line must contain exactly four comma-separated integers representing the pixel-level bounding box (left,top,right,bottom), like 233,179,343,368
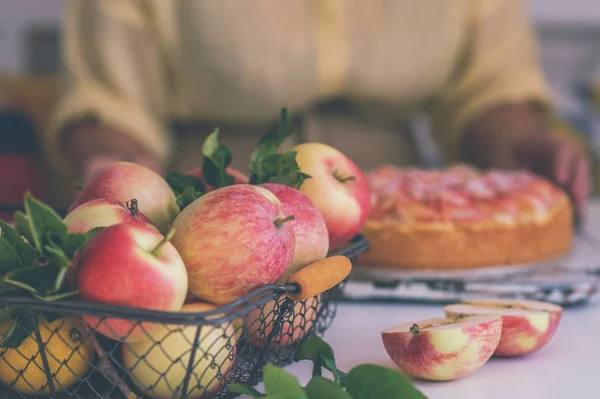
358,165,574,270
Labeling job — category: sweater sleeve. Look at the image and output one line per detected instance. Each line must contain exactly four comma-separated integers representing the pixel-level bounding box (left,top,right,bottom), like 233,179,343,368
43,0,175,179
429,0,554,161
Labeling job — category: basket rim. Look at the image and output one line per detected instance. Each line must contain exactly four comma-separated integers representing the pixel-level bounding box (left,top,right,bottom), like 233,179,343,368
0,234,368,323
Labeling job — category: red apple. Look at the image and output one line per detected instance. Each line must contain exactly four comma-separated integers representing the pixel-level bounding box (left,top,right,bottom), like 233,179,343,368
170,184,295,305
260,183,329,283
382,315,502,381
63,198,157,234
187,166,249,193
244,294,319,349
68,161,180,233
291,142,371,249
444,298,563,357
76,223,188,342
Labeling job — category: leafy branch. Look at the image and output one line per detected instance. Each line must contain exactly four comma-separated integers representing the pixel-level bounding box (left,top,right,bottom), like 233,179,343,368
248,108,311,188
164,172,206,209
228,335,427,399
164,107,311,209
0,193,101,348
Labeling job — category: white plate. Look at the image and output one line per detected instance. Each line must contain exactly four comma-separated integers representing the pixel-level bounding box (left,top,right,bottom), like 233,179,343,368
350,254,573,282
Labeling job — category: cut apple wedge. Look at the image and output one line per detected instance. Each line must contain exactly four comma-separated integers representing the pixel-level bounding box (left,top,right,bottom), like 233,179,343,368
444,298,563,358
381,314,502,381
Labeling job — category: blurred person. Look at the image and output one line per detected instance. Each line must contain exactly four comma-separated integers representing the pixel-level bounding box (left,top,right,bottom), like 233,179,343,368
44,0,589,212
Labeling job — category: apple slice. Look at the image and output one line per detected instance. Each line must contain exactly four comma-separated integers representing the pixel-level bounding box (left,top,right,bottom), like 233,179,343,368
444,298,563,358
381,314,502,381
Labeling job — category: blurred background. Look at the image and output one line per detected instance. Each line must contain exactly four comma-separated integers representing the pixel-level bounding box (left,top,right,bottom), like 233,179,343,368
1,0,600,212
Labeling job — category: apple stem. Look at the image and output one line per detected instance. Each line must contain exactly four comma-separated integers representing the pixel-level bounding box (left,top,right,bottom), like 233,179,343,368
409,323,420,335
333,170,356,184
126,199,139,217
274,215,295,228
151,228,176,257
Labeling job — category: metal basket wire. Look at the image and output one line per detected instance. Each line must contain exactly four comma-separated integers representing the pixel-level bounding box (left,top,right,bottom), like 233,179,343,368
0,207,369,399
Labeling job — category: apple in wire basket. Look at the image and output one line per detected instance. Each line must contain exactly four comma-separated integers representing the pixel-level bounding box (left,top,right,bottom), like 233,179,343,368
75,223,188,343
259,182,329,283
170,184,295,305
291,142,371,250
239,183,327,349
68,161,180,234
63,198,158,234
382,314,502,381
243,294,320,349
122,302,237,399
444,298,563,357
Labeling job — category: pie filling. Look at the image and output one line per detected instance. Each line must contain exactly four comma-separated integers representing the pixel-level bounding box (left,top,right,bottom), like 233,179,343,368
366,165,564,225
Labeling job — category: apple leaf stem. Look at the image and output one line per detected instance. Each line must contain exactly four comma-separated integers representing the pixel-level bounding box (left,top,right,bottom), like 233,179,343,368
409,323,420,335
333,170,356,184
273,215,295,228
151,228,176,257
126,199,139,217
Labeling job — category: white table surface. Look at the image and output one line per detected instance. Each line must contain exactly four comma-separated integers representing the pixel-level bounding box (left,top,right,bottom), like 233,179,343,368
246,200,600,399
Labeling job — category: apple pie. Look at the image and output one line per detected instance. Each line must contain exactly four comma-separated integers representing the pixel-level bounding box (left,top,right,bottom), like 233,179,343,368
359,164,573,270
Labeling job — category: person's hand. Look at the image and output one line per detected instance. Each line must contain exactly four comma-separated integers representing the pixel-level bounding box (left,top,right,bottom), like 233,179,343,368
460,104,591,215
61,121,164,184
513,134,590,213
82,154,163,184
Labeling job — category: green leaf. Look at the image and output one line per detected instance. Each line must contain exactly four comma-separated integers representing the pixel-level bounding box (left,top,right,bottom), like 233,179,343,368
202,128,235,188
346,365,428,399
249,108,295,173
248,108,308,188
43,246,71,293
3,277,39,294
13,211,34,246
0,309,12,322
44,245,70,269
63,233,87,258
263,364,308,399
34,290,78,302
23,193,68,252
175,187,204,209
3,265,61,296
0,315,18,347
0,309,36,349
228,383,265,397
249,151,312,188
0,221,35,267
165,171,206,195
323,357,346,387
164,172,206,209
304,377,352,399
296,336,347,386
0,236,25,274
84,226,105,242
295,335,336,363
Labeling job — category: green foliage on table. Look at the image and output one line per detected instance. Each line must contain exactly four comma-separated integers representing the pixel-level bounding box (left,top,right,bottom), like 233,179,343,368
228,335,428,399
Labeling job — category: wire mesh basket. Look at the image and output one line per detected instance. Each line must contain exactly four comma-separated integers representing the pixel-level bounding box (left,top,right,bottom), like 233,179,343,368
0,218,368,399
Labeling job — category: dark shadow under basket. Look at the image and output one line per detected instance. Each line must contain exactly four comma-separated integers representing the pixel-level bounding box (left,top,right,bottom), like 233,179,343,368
0,232,369,399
